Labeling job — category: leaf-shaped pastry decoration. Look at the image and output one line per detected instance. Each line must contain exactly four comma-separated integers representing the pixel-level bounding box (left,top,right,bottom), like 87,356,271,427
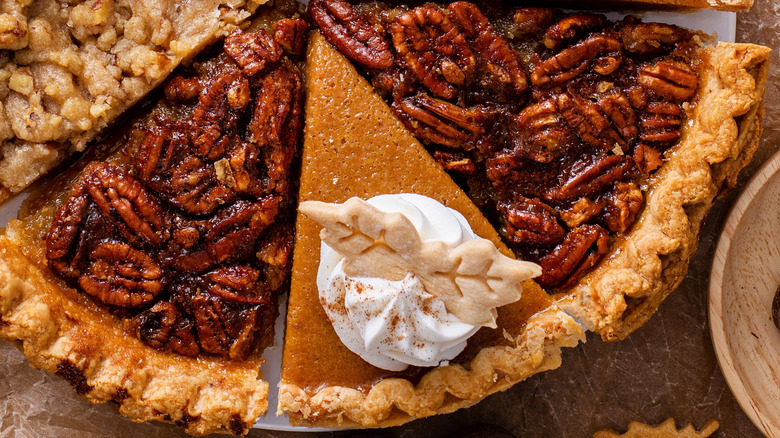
299,197,542,327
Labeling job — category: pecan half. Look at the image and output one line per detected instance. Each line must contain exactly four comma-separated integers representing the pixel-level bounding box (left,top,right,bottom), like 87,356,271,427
392,93,493,149
47,182,91,279
542,14,606,50
274,18,308,55
556,92,626,151
621,21,690,55
639,100,682,146
79,241,165,308
207,266,271,305
537,224,609,288
135,123,189,186
638,59,698,102
391,5,476,99
598,90,638,151
133,301,180,350
84,163,170,247
545,154,636,202
224,28,282,77
191,68,249,160
240,61,303,195
508,99,573,163
191,294,261,360
498,196,565,247
309,0,394,70
531,33,622,86
449,1,528,100
599,182,644,233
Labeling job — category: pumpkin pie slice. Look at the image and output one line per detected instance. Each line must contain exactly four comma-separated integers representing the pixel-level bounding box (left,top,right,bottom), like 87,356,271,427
0,10,305,435
277,31,585,427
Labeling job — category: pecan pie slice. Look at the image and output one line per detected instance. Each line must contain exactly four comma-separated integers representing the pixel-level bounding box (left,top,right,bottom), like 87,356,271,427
0,7,305,434
277,1,770,428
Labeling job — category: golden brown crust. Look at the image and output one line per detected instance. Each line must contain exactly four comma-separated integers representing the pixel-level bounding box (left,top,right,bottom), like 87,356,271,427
0,0,264,201
277,31,586,428
0,223,268,436
279,308,583,427
593,418,720,438
561,42,771,341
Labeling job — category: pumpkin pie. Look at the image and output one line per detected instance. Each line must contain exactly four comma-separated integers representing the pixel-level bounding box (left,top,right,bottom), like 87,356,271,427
277,30,585,427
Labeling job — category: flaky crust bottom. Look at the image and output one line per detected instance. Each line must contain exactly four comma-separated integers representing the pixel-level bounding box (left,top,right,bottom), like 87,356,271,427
0,225,267,436
561,42,771,341
278,307,584,427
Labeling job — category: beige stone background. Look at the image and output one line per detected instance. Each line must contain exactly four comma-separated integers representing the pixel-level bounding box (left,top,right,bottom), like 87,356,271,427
1,3,778,437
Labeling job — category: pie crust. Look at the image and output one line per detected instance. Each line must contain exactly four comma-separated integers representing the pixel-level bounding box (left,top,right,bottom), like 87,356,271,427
561,42,771,340
277,31,585,427
0,0,263,202
0,224,266,436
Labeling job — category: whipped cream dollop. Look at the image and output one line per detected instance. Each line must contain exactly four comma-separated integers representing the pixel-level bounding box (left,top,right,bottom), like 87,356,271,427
317,193,484,371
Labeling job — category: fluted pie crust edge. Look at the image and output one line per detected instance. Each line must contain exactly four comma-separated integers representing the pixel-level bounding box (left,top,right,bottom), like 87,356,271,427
0,225,268,436
278,307,583,427
562,42,771,341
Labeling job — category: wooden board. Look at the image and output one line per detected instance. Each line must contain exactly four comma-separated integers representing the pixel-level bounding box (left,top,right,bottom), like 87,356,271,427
709,150,780,438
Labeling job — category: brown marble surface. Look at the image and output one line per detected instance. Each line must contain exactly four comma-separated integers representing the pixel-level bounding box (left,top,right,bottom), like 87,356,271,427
1,3,778,437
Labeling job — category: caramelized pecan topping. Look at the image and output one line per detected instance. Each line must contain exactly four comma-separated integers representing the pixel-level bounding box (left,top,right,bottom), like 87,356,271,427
47,26,301,360
309,0,394,69
392,93,493,149
391,5,477,99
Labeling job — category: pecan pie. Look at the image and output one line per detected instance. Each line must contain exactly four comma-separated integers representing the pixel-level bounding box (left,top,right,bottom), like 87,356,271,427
275,0,770,427
0,7,305,434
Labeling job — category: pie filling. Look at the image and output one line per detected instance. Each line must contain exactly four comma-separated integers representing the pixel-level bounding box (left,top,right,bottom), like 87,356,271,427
41,18,306,361
309,0,701,291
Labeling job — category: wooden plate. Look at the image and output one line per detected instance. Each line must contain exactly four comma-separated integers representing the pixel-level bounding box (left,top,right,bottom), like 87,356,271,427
710,150,780,438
